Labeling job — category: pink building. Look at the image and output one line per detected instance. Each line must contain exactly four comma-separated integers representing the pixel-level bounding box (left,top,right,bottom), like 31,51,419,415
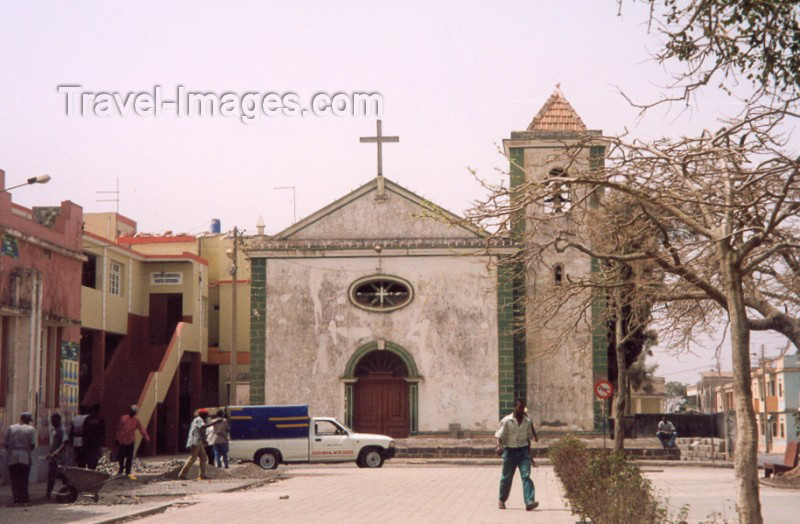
0,168,83,479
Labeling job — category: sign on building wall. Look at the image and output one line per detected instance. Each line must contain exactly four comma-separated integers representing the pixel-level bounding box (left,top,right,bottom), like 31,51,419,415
2,235,19,258
151,271,183,285
60,342,79,410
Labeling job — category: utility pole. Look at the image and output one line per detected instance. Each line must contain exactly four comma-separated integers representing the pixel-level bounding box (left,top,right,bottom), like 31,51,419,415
760,345,770,454
228,227,239,407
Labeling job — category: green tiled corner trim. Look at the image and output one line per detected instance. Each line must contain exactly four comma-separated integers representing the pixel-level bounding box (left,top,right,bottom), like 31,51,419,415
497,257,516,419
249,258,267,405
589,145,605,208
510,147,525,188
509,147,525,237
589,146,609,431
512,263,527,405
590,257,609,430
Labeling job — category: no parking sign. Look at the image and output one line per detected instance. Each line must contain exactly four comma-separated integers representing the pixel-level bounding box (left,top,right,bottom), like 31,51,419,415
594,380,614,400
594,380,614,448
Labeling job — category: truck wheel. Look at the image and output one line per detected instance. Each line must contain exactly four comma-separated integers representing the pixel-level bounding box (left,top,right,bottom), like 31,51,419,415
361,449,385,468
256,450,279,470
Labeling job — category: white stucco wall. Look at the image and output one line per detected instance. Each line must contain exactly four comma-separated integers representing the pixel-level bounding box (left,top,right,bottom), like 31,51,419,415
263,255,500,432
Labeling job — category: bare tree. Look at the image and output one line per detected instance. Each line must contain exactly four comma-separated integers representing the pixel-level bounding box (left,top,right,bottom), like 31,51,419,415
468,104,798,522
461,4,799,521
609,4,799,521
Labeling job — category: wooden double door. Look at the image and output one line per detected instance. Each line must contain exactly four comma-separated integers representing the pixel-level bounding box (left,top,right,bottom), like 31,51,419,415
354,373,409,438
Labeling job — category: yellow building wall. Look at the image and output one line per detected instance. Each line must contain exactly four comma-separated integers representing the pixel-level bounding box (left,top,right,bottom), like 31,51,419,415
142,261,208,356
81,237,143,335
200,235,251,355
208,285,221,347
81,232,222,363
217,280,251,355
639,398,664,414
128,257,147,316
83,213,136,241
80,287,103,330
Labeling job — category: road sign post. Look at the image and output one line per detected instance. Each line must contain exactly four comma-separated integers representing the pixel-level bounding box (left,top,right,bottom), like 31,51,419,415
594,380,614,449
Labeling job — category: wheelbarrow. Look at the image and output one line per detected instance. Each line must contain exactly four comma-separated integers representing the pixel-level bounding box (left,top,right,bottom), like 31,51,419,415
54,466,121,503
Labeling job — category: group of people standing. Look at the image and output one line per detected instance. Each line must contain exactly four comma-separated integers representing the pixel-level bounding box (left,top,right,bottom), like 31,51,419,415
178,409,229,480
1,403,151,505
1,405,106,505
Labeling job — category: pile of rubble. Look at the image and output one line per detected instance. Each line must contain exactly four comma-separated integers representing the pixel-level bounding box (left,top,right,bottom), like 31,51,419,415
95,456,184,477
92,454,279,482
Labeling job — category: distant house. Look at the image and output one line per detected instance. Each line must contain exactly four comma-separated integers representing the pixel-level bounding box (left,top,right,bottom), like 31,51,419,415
629,376,666,414
751,354,799,454
689,356,799,454
695,371,734,414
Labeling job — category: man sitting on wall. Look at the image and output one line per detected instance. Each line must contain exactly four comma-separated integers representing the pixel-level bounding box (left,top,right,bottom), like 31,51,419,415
656,416,678,448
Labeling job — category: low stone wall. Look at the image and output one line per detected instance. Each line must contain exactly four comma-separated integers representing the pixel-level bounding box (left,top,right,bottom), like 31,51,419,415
395,446,681,460
613,414,725,439
675,437,728,462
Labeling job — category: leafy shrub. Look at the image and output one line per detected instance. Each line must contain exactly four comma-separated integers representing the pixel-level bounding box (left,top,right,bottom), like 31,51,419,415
549,437,669,524
548,436,591,514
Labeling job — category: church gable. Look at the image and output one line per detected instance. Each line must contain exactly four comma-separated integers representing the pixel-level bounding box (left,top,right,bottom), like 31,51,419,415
276,178,484,241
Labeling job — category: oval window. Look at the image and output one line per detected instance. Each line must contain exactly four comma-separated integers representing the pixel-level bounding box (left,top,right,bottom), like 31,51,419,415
348,275,413,312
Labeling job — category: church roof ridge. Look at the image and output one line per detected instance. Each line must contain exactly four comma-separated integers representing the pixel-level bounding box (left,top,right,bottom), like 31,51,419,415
527,86,587,133
268,176,488,240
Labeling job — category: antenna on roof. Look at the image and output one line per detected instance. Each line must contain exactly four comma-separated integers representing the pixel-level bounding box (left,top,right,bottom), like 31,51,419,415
97,177,120,213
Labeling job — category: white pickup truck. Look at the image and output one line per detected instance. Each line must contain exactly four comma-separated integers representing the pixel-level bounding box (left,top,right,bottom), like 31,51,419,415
227,404,396,469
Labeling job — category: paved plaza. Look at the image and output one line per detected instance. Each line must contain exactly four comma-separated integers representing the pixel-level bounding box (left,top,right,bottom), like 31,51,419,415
2,462,798,522
137,463,800,524
644,467,798,523
142,464,575,524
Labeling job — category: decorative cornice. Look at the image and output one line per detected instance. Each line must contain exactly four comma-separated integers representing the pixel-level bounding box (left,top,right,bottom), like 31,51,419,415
245,237,517,253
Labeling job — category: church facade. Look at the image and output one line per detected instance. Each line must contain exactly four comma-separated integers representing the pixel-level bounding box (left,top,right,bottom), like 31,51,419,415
246,90,607,436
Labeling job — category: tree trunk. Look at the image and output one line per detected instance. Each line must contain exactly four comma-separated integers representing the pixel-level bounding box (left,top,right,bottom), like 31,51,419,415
722,252,763,524
614,306,627,453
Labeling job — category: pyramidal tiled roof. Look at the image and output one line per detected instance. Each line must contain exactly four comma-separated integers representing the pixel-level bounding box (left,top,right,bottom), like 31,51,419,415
527,87,587,132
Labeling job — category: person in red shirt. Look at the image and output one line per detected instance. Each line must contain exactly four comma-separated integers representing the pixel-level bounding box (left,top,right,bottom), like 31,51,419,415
115,405,150,477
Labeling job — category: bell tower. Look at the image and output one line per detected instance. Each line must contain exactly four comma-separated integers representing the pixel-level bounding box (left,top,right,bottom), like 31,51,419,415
502,87,607,432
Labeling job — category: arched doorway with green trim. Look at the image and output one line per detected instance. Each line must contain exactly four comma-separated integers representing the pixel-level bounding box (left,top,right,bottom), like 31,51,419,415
342,342,421,438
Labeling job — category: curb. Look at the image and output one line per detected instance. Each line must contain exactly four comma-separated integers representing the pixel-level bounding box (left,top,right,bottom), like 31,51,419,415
91,501,183,524
90,477,280,523
760,478,800,490
219,477,279,493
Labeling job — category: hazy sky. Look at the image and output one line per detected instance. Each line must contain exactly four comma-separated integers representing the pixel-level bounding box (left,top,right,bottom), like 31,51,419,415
1,1,795,383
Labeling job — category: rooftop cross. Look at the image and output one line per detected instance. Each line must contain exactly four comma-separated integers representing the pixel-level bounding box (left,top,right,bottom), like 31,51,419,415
360,119,399,200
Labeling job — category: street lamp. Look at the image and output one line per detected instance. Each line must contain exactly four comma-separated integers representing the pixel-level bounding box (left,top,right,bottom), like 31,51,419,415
1,174,51,192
